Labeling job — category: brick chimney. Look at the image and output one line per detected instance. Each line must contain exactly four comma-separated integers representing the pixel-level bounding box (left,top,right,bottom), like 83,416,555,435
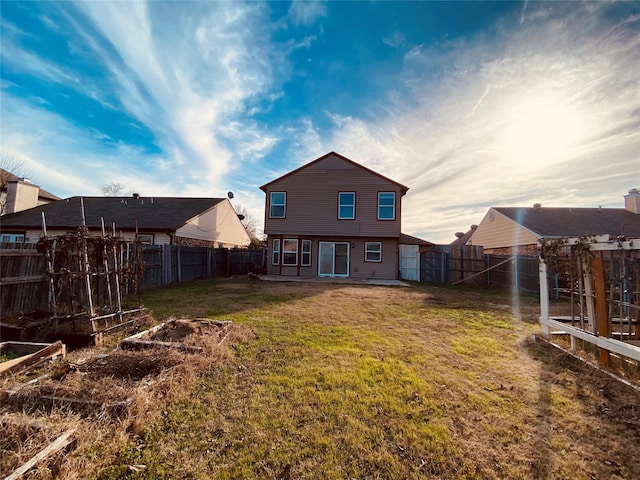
624,188,640,214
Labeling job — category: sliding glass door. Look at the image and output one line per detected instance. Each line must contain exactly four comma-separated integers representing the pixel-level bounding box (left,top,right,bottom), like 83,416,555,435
318,242,349,276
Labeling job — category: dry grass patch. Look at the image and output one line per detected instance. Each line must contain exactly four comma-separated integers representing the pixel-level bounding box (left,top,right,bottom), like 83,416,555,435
3,279,638,479
89,279,639,480
0,318,249,479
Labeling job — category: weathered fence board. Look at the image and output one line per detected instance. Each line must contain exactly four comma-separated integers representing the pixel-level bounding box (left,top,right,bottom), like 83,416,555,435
420,246,543,294
1,244,267,316
0,247,50,313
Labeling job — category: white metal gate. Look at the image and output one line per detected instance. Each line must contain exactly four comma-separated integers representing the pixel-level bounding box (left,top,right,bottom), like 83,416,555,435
399,244,420,281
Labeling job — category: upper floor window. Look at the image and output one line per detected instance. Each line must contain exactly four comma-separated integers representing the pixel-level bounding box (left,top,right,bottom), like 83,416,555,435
338,192,355,219
270,192,286,218
378,192,395,220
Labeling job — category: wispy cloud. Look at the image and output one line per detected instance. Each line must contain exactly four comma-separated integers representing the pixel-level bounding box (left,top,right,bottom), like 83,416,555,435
287,1,327,27
383,31,407,48
2,1,289,202
292,2,640,242
2,1,637,243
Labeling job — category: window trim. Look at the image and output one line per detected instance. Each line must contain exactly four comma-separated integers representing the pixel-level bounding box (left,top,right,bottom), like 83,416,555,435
301,239,312,266
269,191,286,218
136,233,154,245
272,238,280,265
0,232,25,243
282,238,299,266
377,192,396,220
365,241,382,262
337,191,356,220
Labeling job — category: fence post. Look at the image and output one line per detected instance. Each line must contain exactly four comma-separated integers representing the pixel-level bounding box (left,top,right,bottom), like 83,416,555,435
442,251,447,283
162,244,171,285
539,258,550,336
485,255,490,286
593,255,610,367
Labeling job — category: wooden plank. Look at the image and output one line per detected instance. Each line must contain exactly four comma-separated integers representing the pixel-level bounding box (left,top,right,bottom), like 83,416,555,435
542,317,640,361
0,341,66,377
593,255,610,367
0,275,48,286
0,250,44,257
120,339,203,353
4,429,76,480
1,342,53,355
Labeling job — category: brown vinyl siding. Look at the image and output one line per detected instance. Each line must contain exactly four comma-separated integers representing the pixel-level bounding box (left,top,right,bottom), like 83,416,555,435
266,236,399,279
262,152,407,280
263,155,402,237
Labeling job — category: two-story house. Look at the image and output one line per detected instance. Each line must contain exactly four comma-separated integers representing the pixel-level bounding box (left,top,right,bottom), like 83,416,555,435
260,152,409,279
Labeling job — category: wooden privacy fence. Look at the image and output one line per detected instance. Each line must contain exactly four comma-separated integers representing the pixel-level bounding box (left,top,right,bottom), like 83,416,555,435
420,245,542,293
0,243,49,313
141,245,266,288
1,243,267,317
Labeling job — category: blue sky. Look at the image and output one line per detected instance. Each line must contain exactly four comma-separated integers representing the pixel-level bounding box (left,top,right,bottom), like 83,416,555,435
1,1,639,243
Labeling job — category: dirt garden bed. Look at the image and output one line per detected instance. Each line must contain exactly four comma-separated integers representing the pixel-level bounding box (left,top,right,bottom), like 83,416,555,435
0,317,247,479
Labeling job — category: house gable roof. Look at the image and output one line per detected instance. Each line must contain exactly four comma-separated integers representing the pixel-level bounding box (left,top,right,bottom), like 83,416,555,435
495,207,640,239
0,196,226,232
259,151,409,195
0,168,60,201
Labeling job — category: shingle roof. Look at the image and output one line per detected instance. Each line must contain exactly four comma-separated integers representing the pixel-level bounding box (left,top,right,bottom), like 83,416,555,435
495,207,640,239
400,233,434,246
260,151,409,194
0,196,226,232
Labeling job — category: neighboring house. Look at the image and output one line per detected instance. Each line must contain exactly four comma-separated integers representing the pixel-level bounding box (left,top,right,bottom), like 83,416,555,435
467,189,640,254
0,195,251,247
260,151,410,279
0,168,60,216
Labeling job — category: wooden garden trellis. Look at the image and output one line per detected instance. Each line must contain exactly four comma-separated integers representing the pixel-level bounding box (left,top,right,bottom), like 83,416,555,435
37,206,145,335
539,234,640,366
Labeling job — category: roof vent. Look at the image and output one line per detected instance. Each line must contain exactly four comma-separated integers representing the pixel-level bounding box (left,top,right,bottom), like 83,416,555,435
533,203,541,209
132,193,140,199
470,224,478,230
455,232,465,238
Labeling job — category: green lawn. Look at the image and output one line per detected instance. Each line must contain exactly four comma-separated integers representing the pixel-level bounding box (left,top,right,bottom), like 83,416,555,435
81,279,640,479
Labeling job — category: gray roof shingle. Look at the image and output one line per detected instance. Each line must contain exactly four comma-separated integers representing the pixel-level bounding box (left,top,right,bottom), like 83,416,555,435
0,196,226,232
495,207,640,239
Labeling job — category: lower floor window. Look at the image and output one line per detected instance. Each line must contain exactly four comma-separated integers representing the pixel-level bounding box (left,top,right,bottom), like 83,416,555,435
365,241,382,262
137,233,154,245
301,239,311,266
283,239,298,265
272,239,280,265
0,233,25,243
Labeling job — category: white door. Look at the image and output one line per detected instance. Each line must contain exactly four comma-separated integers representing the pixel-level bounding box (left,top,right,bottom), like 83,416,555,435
318,242,350,276
399,245,420,281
